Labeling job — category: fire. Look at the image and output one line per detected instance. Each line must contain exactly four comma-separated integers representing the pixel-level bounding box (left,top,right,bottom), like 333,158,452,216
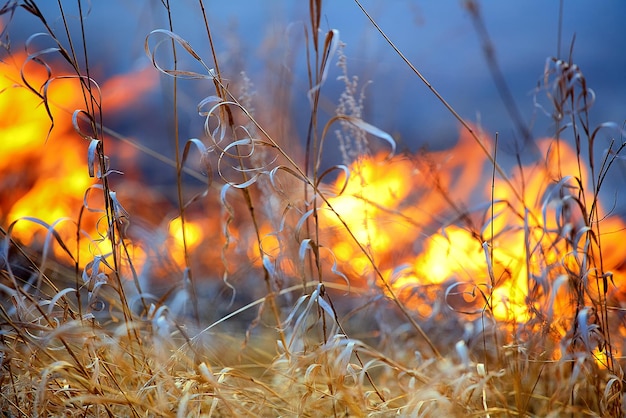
0,54,166,277
100,66,157,114
322,127,626,325
325,154,417,273
168,216,203,266
0,54,99,261
3,47,625,360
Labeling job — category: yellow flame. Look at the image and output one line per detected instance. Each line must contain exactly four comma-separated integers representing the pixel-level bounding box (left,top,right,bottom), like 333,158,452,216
168,217,203,267
322,129,625,325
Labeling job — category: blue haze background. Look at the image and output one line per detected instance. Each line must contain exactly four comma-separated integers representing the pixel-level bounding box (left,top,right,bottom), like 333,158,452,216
4,1,626,212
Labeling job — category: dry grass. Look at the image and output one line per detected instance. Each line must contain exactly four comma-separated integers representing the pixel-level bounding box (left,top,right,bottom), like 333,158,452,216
1,1,626,417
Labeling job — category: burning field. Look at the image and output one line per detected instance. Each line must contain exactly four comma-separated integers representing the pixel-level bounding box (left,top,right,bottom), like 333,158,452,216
1,1,626,416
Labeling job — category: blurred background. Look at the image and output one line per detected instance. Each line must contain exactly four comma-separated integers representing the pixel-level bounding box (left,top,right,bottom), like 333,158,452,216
3,1,626,207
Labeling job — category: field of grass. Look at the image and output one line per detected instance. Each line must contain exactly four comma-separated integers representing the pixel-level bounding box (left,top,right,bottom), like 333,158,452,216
1,1,626,416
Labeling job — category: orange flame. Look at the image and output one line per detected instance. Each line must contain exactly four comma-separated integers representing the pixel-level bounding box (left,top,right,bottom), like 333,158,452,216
322,127,626,325
0,54,161,275
0,54,97,260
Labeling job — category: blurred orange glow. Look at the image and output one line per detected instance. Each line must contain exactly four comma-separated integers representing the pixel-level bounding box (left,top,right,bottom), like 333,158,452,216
101,66,158,113
168,216,203,267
